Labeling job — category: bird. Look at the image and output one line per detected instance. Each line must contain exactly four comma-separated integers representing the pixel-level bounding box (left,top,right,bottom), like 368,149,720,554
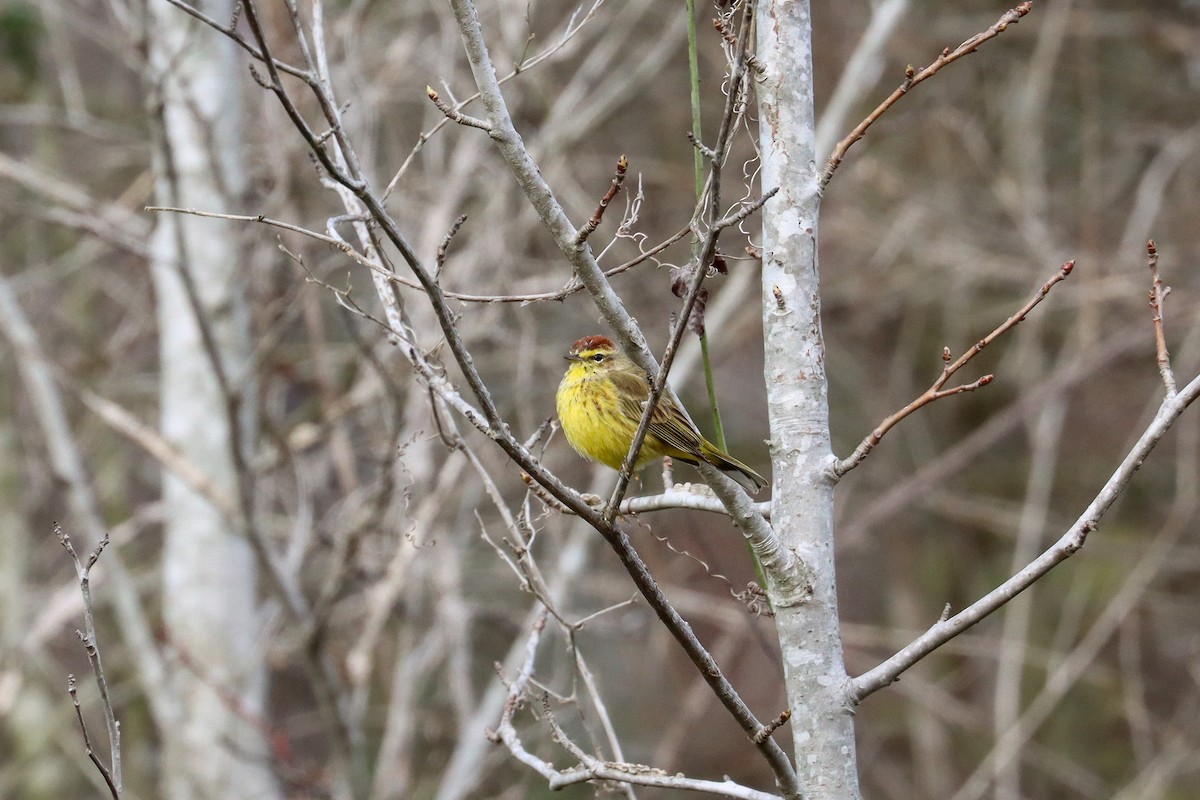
555,334,766,492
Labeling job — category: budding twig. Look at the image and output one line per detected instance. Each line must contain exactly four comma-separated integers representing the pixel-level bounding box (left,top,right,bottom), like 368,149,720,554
686,130,716,160
57,523,122,799
834,259,1074,477
1146,239,1176,394
426,86,491,131
753,708,792,744
575,154,628,246
821,1,1034,189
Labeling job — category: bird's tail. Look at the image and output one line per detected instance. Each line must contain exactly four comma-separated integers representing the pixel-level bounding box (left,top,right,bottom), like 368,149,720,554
701,446,767,493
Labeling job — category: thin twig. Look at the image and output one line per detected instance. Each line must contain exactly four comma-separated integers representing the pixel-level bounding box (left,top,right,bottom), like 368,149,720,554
68,676,120,799
148,205,686,303
436,214,469,275
686,130,716,160
58,524,121,798
158,0,308,79
821,1,1034,189
576,154,628,245
834,258,1073,477
426,86,491,131
382,0,611,198
487,620,781,799
713,187,779,230
1146,239,1176,394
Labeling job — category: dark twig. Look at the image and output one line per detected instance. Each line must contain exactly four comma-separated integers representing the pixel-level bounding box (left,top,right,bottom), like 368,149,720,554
576,154,628,245
426,86,491,131
68,676,120,799
437,214,469,275
148,205,685,303
821,1,1034,189
834,259,1074,477
159,0,308,79
1147,240,1176,394
58,523,121,798
686,130,716,160
753,709,792,745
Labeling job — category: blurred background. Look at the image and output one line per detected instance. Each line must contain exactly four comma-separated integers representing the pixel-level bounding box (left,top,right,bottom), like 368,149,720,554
1,0,1199,798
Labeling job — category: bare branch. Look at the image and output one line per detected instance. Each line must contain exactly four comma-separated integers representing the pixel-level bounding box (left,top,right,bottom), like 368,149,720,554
436,213,470,274
687,129,716,160
58,523,122,798
821,1,1034,189
576,154,628,245
488,617,783,800
68,676,120,800
1146,239,1176,394
426,86,491,131
851,369,1200,701
834,258,1074,477
158,0,308,79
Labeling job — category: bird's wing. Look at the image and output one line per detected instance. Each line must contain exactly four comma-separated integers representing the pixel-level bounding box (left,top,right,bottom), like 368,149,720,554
610,370,703,457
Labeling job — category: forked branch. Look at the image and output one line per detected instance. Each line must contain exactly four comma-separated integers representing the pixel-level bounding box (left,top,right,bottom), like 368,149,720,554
58,523,122,799
488,615,782,800
821,1,1034,189
852,247,1200,701
834,259,1074,477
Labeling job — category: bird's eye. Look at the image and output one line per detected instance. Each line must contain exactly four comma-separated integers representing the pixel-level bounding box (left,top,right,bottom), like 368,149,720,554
591,353,606,362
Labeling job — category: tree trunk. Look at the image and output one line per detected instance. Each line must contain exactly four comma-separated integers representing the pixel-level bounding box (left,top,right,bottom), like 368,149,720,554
146,3,279,797
758,1,862,796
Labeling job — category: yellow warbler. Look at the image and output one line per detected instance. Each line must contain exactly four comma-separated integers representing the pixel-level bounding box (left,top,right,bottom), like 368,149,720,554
555,335,766,492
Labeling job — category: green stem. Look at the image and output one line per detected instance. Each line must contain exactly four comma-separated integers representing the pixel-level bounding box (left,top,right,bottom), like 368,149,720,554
686,0,705,199
686,0,767,595
700,332,726,449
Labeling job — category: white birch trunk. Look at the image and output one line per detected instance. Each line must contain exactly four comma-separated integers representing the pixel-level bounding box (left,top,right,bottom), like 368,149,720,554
146,3,279,797
757,1,862,796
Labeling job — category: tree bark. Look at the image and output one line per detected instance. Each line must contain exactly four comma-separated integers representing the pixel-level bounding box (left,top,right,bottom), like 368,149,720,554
758,1,862,796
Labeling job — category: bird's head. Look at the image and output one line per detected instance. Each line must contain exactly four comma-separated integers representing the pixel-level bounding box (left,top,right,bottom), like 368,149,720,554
564,335,623,376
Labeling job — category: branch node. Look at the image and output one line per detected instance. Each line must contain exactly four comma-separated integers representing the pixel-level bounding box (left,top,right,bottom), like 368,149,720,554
753,708,792,743
686,130,716,160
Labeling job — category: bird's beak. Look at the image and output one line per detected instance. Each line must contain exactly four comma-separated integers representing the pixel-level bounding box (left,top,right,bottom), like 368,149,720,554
563,352,580,362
